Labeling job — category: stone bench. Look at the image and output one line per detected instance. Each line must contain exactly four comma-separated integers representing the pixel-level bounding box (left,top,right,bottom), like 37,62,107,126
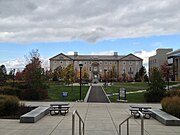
149,109,180,126
20,106,50,123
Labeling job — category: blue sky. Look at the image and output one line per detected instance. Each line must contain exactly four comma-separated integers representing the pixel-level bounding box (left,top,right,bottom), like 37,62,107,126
0,34,179,71
0,0,180,71
0,34,180,61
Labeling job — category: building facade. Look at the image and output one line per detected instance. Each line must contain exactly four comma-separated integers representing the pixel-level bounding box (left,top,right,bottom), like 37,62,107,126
167,49,180,81
50,52,143,82
149,48,173,76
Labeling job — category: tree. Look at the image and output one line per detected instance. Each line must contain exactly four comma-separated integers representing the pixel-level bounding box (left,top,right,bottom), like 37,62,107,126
15,70,23,80
23,49,43,89
111,64,115,81
144,68,166,102
0,65,7,85
144,74,149,82
139,66,146,82
134,72,141,82
22,49,48,100
64,64,75,85
53,66,64,81
83,68,89,80
161,62,170,80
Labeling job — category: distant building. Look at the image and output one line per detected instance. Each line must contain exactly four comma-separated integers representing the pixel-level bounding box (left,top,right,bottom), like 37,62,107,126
50,52,143,82
149,48,173,76
167,49,180,81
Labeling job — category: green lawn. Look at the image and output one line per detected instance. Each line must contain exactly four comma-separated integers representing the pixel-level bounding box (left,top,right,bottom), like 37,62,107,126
105,82,149,93
48,84,89,101
105,82,148,103
47,81,180,102
108,92,145,103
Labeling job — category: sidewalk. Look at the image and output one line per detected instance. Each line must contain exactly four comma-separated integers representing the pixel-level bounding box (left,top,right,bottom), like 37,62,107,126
87,86,110,103
0,102,180,135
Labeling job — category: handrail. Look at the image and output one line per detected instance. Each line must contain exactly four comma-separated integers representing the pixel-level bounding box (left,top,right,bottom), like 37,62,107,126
72,110,85,135
119,111,144,135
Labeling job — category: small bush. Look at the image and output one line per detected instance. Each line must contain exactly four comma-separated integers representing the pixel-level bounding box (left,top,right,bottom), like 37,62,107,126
144,90,165,102
21,88,48,100
161,96,180,118
0,95,20,116
166,89,180,97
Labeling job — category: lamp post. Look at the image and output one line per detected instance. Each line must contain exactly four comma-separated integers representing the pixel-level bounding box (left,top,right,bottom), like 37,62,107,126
104,69,107,87
111,70,112,85
12,69,15,87
123,69,125,82
79,62,83,101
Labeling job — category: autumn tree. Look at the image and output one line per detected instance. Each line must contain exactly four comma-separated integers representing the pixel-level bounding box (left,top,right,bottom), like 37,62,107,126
15,70,23,80
161,61,170,80
111,65,115,81
22,49,48,100
64,64,75,85
53,66,64,81
23,50,45,89
83,68,89,80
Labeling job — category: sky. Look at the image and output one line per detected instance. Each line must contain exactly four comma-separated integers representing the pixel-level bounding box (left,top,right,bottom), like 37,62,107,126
0,0,180,72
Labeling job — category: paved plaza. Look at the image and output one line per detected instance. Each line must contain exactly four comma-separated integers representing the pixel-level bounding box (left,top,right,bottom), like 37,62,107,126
0,102,180,135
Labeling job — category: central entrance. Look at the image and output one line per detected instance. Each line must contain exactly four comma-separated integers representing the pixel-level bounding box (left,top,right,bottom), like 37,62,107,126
92,62,99,83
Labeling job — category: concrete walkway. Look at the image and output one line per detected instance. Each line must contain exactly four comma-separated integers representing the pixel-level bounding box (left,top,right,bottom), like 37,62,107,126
0,102,180,135
87,86,110,103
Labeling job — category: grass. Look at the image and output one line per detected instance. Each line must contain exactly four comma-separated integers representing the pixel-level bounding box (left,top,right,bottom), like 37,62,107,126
39,81,180,102
104,82,148,103
105,82,149,93
113,82,148,91
48,84,89,101
108,92,145,103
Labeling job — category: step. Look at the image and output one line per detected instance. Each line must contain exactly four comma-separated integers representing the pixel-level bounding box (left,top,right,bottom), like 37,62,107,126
20,106,50,123
149,109,180,126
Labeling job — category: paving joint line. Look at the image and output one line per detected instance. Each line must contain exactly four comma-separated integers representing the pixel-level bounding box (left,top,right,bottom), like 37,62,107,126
49,102,76,135
105,103,119,135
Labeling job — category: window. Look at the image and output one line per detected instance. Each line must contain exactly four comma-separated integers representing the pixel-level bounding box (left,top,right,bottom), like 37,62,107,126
89,67,91,71
66,61,69,65
136,61,139,65
122,67,126,72
129,67,133,73
94,67,97,71
129,61,132,65
123,61,126,65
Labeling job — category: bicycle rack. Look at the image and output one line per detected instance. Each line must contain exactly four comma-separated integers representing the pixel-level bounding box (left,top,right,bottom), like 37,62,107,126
119,111,144,135
72,110,85,135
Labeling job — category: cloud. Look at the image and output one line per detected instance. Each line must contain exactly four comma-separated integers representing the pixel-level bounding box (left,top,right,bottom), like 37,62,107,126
0,0,180,43
90,50,115,55
0,57,50,73
134,50,156,72
0,58,26,72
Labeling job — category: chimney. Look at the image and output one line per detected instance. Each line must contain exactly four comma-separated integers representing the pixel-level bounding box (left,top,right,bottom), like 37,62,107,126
74,52,78,56
114,52,118,57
